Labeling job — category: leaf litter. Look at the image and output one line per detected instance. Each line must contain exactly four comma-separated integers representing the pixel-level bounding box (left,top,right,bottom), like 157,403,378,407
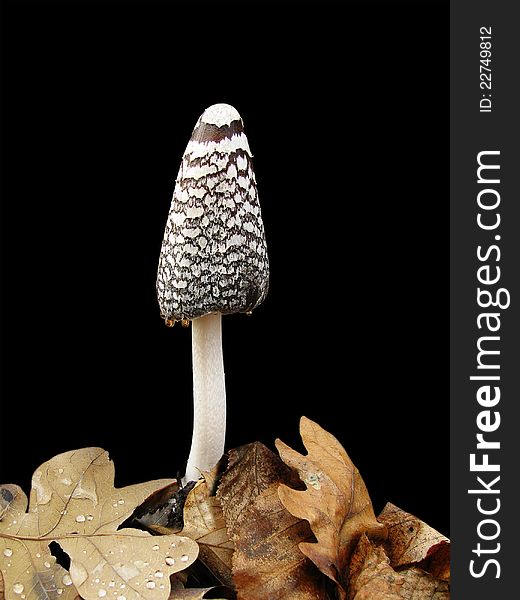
1,419,450,600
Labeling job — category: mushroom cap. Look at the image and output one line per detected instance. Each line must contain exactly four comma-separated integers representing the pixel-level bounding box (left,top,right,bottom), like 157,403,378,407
157,103,269,322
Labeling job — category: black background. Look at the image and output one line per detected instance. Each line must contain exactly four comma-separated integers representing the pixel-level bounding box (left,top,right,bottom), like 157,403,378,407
0,1,449,535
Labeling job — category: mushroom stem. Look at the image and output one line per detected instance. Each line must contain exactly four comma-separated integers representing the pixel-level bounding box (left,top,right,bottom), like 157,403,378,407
183,312,226,485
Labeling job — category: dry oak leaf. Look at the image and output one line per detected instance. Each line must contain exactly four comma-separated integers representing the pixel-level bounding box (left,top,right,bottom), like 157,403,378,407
276,417,387,595
166,574,235,600
0,448,199,600
1,574,239,600
217,442,328,600
132,482,187,533
347,534,449,600
347,534,402,600
177,478,234,587
398,568,450,600
168,585,235,599
1,569,7,600
0,482,79,600
216,443,302,537
378,503,450,581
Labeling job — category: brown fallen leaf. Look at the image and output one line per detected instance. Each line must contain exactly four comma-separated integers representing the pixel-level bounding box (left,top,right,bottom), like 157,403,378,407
133,464,223,537
348,535,450,600
276,417,387,596
0,483,79,600
0,573,234,600
378,503,450,580
217,443,302,536
177,478,234,586
132,482,188,533
217,442,328,600
169,586,235,599
347,534,402,600
399,568,450,600
137,466,233,587
0,448,199,600
416,544,450,582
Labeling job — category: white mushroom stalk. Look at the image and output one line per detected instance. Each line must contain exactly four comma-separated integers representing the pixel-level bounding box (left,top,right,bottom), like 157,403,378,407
188,313,226,483
156,103,269,485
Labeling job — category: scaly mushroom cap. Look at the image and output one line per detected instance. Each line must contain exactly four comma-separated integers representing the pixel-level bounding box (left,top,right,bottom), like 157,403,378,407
157,104,269,322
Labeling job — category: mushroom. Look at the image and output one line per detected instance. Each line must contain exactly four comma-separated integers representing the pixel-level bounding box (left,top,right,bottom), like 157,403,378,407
157,103,269,485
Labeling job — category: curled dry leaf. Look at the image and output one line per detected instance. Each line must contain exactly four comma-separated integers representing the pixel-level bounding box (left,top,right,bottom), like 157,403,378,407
0,448,199,600
131,482,187,533
168,585,235,599
347,534,402,600
348,535,449,600
417,544,450,582
133,463,223,537
177,478,234,586
217,442,328,600
378,503,450,581
276,417,387,595
398,568,450,600
138,468,233,586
